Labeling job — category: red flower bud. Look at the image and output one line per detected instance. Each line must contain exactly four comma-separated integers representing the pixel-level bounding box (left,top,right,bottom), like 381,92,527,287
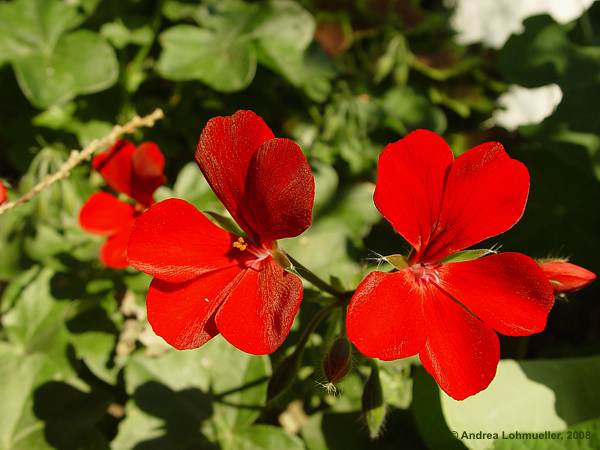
539,259,596,294
323,336,352,384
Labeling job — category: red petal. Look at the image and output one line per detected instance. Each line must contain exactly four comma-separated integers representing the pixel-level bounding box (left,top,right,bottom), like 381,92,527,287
439,253,554,336
0,183,7,204
79,192,135,235
346,271,426,360
93,140,165,206
374,130,453,255
420,288,500,400
146,266,243,350
127,199,245,283
419,142,529,263
539,260,597,294
93,140,136,198
245,138,315,242
195,110,275,238
130,142,166,206
215,258,303,355
100,225,133,268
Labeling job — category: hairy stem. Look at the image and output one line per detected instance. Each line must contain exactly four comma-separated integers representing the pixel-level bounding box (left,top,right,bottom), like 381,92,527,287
286,254,347,299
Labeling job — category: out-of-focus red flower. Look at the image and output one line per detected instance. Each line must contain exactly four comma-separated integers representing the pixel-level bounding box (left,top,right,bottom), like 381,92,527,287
539,259,596,294
0,182,7,205
80,140,165,268
346,130,554,400
127,110,315,355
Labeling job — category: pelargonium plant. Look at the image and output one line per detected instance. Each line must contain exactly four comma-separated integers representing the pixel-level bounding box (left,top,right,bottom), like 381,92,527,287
76,111,595,411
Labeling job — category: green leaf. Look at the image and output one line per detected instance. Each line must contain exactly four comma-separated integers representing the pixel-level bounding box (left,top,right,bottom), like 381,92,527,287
0,345,111,450
381,86,447,134
374,34,409,84
169,162,224,211
441,357,600,450
230,425,305,450
0,268,111,450
498,16,569,88
2,268,74,364
253,0,315,86
280,182,380,289
0,0,118,108
100,18,154,49
13,30,119,108
494,417,600,449
0,0,82,62
412,366,466,450
439,249,497,264
114,336,272,449
157,24,256,92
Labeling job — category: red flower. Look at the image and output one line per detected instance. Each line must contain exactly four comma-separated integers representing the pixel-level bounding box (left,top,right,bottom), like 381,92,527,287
539,259,596,294
79,140,166,268
346,130,555,400
127,110,315,355
0,182,7,205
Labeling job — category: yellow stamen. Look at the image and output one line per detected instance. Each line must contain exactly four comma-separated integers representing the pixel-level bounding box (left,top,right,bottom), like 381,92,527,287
233,236,248,251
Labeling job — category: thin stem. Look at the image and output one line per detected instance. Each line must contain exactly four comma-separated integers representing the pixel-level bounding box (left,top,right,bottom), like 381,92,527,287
286,254,346,298
515,335,530,360
0,109,165,216
296,301,341,352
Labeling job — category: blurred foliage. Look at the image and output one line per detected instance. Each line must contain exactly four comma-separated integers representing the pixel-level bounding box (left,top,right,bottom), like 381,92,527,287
0,0,599,449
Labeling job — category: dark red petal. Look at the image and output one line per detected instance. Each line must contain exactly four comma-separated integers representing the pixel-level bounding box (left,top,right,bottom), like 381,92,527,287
539,260,597,294
127,198,244,283
374,130,453,255
93,140,136,198
420,288,500,401
215,258,303,355
439,253,554,336
146,266,243,350
195,110,275,237
79,192,135,235
346,270,426,360
100,225,133,269
420,142,529,263
245,138,315,242
130,142,166,206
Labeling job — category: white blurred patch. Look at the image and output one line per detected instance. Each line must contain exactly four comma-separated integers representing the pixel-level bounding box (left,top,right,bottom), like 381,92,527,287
492,84,563,130
446,0,596,48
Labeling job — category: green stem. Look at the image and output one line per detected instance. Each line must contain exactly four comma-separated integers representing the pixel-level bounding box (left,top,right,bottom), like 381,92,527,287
515,336,530,360
295,301,341,352
286,254,346,299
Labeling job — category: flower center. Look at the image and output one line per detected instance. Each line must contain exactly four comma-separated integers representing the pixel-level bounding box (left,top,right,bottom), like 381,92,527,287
410,263,441,284
232,237,248,251
232,236,272,270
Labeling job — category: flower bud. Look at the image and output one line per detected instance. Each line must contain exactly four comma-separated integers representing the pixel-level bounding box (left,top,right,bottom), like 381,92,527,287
362,362,386,439
323,336,352,384
539,259,596,294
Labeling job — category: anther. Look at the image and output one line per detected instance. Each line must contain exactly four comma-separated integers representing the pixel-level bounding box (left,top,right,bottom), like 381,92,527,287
233,237,248,251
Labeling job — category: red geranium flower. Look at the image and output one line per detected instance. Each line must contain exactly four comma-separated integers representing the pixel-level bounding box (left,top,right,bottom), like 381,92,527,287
346,130,555,400
539,259,596,294
79,140,166,268
0,182,7,205
127,110,315,355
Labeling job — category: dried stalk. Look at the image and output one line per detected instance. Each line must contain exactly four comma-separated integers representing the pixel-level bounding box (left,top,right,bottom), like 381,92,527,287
0,108,165,216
